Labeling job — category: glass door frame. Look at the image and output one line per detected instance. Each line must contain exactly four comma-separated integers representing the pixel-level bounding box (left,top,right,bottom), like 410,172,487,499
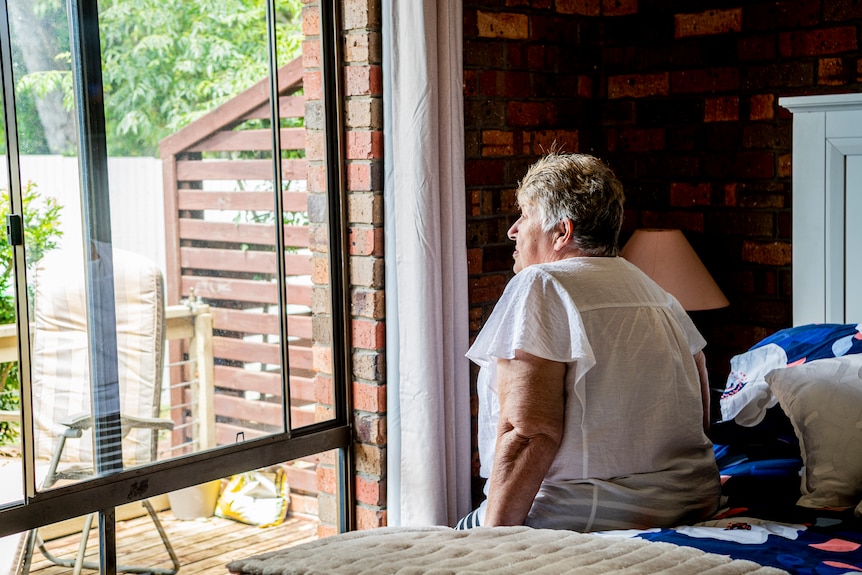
0,0,354,543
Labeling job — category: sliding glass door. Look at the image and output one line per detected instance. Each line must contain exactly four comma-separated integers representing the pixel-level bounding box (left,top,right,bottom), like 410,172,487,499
0,0,351,571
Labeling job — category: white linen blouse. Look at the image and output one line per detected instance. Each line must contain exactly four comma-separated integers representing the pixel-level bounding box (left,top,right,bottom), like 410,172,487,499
467,256,720,531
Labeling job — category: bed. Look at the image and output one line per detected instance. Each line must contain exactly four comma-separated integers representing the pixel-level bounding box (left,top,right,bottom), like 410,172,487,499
226,324,862,574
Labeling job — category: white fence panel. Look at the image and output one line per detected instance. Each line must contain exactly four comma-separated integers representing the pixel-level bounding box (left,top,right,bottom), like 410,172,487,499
0,155,166,275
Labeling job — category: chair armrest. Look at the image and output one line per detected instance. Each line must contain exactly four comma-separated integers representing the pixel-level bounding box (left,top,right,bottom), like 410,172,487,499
60,413,93,430
121,416,174,432
0,410,19,424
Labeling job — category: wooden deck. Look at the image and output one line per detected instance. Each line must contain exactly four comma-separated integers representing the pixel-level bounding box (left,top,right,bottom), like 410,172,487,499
26,510,318,575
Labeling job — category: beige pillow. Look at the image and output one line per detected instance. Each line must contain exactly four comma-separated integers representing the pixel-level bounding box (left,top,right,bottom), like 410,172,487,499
765,354,862,509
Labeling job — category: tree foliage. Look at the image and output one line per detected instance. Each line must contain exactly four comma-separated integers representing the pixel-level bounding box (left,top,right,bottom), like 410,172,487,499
0,182,63,443
15,0,302,157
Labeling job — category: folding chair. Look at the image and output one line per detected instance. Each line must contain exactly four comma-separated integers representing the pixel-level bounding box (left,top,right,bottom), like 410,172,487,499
21,244,179,575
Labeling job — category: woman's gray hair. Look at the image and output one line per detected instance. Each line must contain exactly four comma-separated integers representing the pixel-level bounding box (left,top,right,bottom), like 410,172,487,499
516,153,625,256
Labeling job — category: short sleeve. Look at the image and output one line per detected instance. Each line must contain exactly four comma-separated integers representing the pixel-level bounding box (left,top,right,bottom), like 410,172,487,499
467,267,595,378
668,295,707,355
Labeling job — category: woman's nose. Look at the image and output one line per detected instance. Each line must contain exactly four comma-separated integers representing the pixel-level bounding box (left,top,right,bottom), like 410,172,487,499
507,218,520,241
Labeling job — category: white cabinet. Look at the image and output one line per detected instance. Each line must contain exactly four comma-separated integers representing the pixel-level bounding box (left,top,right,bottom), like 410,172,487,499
780,94,862,325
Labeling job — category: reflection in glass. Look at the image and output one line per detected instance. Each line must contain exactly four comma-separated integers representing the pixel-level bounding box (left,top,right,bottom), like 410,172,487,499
3,0,327,507
2,0,77,497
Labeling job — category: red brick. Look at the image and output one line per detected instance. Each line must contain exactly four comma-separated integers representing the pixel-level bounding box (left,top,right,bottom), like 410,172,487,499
607,127,665,152
347,131,383,160
303,70,322,100
317,465,337,495
778,154,792,178
607,73,669,99
705,96,739,122
504,71,532,98
670,182,711,207
351,287,384,319
343,0,380,29
507,101,551,126
724,183,737,207
578,75,593,98
347,162,379,191
466,159,505,187
352,318,385,349
314,373,334,405
641,210,705,233
478,70,500,97
737,152,775,179
463,70,478,97
750,94,775,120
557,0,600,16
306,164,327,193
349,226,384,256
818,57,846,85
354,412,386,444
738,36,777,62
305,130,325,162
603,0,637,16
779,27,857,57
355,506,387,530
482,130,514,156
741,241,792,266
469,274,509,303
353,381,385,413
345,65,383,96
671,68,739,93
476,11,529,39
313,342,332,373
675,8,742,39
302,39,321,69
467,248,483,275
301,5,320,36
355,475,385,506
533,129,578,154
528,45,545,69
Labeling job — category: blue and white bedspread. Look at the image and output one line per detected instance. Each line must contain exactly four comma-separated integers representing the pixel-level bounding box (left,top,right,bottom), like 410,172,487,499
601,450,862,575
613,508,862,575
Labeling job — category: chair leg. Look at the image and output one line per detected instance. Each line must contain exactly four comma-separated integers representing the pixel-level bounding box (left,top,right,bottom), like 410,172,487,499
72,513,96,575
25,504,180,575
142,499,180,575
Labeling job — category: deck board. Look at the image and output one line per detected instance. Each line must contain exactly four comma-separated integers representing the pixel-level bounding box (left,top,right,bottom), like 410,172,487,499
25,511,318,575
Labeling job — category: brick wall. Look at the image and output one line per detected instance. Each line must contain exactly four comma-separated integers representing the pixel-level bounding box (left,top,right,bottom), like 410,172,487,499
305,0,386,536
464,0,862,501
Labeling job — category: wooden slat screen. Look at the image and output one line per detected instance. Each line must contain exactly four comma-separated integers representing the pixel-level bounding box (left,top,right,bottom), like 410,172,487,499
160,58,320,512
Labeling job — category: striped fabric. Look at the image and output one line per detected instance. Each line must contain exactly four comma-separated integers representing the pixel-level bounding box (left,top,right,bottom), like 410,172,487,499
31,244,165,467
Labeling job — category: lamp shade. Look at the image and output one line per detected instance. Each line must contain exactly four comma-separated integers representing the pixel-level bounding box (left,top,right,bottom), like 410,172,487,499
621,229,729,311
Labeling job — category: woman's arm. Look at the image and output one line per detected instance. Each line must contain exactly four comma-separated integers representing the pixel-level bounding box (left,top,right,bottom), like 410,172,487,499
484,349,566,526
694,350,710,434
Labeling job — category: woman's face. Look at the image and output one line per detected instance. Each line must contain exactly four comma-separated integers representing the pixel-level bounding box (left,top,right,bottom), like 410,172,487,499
507,202,558,273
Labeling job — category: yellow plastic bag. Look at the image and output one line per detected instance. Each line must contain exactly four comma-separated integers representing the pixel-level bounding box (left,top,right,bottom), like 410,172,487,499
214,468,290,527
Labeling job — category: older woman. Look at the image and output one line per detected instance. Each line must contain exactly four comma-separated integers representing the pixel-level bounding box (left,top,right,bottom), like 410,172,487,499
457,153,720,531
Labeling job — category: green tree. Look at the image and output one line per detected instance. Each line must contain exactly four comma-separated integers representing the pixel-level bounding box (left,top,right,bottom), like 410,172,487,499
0,181,63,444
13,0,302,157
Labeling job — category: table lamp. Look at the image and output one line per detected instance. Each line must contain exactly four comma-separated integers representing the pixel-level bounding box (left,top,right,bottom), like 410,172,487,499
620,228,729,311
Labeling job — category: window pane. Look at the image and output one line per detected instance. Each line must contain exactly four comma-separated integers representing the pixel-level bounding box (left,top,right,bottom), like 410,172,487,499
7,0,101,491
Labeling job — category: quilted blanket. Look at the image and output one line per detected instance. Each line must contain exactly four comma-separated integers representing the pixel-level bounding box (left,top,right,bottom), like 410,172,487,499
226,525,788,574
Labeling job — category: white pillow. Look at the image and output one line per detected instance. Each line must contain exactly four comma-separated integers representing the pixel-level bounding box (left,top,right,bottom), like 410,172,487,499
765,354,862,509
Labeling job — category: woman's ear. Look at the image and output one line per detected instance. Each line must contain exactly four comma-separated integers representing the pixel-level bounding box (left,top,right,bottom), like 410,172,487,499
553,218,574,251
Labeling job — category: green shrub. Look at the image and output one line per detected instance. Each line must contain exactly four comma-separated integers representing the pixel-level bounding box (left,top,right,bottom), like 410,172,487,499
0,181,62,444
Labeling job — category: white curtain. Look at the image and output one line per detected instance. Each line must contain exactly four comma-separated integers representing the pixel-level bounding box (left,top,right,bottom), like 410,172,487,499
382,0,472,526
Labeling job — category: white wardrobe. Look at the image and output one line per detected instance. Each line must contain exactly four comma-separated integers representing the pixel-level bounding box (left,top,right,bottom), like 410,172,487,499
780,93,862,326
